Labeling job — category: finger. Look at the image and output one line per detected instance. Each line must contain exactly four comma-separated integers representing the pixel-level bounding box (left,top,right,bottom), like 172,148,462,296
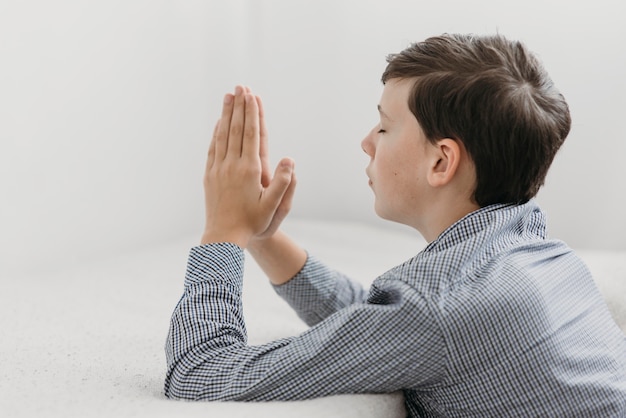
227,85,246,158
207,119,220,170
256,95,271,187
242,94,260,160
262,158,295,213
271,168,297,226
215,94,234,161
258,168,296,238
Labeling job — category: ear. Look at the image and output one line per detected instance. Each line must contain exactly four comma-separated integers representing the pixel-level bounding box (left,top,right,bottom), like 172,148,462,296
426,138,461,187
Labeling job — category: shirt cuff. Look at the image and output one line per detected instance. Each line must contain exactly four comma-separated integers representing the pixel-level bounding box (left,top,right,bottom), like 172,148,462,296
272,254,334,299
184,242,245,288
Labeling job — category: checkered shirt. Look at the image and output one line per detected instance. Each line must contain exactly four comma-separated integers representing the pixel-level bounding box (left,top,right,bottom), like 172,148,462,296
165,201,626,417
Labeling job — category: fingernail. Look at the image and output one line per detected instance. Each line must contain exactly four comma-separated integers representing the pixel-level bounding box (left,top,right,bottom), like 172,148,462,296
235,85,243,95
224,94,232,104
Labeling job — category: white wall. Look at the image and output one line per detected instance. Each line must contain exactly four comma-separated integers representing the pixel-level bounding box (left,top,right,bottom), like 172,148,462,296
1,0,624,277
0,1,249,276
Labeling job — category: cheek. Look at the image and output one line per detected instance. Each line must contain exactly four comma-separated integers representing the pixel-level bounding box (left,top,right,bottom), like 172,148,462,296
386,154,423,192
373,143,393,169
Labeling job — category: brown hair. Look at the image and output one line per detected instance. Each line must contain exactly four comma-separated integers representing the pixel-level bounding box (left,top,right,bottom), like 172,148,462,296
382,33,571,206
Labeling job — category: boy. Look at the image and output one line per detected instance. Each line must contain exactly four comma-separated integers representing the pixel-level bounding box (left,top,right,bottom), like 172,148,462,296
165,34,626,416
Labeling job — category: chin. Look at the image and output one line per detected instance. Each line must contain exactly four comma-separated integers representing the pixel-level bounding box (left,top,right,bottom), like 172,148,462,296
374,204,412,228
374,204,394,223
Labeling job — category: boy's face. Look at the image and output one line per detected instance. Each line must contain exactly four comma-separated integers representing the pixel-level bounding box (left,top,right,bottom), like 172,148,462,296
362,78,438,228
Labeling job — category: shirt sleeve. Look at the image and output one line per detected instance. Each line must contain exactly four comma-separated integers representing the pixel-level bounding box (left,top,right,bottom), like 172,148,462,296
164,243,447,401
271,255,370,326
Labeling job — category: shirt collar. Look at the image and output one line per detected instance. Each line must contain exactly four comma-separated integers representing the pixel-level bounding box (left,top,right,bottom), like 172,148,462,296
422,200,547,253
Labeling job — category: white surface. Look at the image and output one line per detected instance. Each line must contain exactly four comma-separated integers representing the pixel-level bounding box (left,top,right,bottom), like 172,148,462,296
1,219,417,418
2,218,624,417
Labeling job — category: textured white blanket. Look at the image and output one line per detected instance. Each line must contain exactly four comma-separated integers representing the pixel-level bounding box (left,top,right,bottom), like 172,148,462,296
1,219,623,417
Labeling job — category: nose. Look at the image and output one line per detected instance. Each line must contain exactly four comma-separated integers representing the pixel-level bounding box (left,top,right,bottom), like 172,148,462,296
361,125,377,158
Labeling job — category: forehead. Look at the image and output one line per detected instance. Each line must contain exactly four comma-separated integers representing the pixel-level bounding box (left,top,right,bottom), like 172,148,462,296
379,78,414,118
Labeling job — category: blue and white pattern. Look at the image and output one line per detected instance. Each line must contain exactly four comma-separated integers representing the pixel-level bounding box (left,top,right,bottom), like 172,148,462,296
165,201,626,417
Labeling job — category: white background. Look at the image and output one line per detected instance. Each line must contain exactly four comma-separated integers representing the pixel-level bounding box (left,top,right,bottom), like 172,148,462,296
1,0,625,277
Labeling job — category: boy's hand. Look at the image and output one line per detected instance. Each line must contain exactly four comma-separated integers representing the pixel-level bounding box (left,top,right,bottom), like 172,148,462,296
200,86,295,248
251,91,297,242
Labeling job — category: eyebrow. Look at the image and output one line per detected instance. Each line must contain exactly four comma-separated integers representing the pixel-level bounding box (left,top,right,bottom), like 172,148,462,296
377,104,393,121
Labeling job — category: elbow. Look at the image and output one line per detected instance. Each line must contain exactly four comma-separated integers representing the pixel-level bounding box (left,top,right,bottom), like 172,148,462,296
164,365,202,401
164,335,203,400
164,360,233,401
164,332,248,401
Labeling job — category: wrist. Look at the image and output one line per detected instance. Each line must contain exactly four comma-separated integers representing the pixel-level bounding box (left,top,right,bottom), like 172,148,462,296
245,230,307,286
247,235,273,252
200,229,251,248
247,230,286,255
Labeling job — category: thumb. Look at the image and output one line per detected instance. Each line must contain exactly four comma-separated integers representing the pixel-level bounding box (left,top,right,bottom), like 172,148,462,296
262,158,294,210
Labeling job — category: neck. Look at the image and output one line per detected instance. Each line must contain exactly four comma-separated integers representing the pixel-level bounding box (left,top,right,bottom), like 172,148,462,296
416,198,480,242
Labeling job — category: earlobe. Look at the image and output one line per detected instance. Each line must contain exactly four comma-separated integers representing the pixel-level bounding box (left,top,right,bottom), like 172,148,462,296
427,139,461,187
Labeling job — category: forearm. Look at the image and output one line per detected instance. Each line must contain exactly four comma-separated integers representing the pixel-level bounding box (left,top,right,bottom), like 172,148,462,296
165,251,446,401
165,243,247,399
247,230,307,285
272,254,369,326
